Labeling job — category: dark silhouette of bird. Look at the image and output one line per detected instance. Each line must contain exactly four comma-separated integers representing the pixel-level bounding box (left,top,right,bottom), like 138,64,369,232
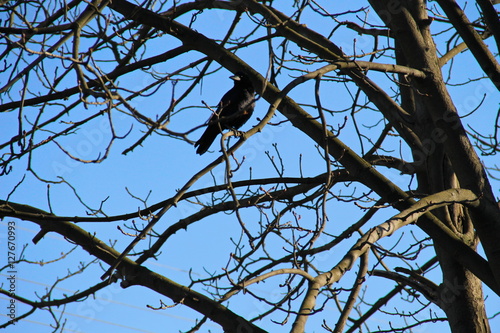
195,72,255,155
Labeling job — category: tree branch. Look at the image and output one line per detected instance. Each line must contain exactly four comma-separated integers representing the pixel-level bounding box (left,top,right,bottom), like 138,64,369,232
291,188,496,332
3,203,267,332
476,0,500,55
334,251,369,333
436,0,500,90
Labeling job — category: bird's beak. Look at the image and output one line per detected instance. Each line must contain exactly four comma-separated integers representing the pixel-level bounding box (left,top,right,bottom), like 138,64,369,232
230,75,241,81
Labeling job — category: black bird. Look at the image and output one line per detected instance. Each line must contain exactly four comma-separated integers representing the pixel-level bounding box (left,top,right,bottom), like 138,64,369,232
195,72,255,155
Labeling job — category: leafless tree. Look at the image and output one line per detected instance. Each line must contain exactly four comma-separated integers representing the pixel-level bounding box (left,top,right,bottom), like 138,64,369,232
1,1,500,332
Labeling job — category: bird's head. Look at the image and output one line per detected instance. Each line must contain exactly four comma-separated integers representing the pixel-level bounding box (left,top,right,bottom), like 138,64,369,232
230,72,253,90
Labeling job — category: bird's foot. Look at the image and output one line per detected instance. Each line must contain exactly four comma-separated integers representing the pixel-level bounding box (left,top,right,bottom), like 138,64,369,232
230,128,245,137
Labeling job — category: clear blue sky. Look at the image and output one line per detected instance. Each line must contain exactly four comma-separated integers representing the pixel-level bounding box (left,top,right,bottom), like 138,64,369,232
1,1,499,332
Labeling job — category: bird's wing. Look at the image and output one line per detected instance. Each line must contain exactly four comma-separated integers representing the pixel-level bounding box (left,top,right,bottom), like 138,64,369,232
216,86,239,117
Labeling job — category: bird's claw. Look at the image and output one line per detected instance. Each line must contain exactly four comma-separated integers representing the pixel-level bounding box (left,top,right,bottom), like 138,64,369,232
230,128,245,137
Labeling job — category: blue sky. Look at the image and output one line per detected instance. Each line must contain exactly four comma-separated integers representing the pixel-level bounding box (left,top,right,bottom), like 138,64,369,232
1,1,500,332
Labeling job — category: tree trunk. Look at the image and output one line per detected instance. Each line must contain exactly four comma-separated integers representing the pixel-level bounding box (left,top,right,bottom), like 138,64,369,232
387,1,493,331
436,247,491,333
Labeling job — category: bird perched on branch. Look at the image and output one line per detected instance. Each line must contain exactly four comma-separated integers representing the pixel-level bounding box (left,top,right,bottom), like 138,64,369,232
195,72,255,155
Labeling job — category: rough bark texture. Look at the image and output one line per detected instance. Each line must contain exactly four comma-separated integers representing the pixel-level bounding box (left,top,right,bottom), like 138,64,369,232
369,1,494,331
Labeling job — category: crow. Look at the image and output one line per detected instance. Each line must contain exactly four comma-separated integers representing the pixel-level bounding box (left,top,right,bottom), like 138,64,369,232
195,72,255,155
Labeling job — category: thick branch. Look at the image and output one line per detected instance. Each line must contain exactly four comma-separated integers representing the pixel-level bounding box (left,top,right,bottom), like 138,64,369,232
291,188,496,332
476,0,500,54
3,203,266,333
107,0,499,301
436,0,500,90
369,0,500,290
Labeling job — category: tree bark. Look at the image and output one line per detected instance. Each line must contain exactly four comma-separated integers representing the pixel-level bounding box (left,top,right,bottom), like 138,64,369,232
367,1,495,331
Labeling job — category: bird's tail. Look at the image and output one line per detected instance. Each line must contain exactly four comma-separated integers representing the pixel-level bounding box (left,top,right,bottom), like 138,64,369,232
195,126,219,155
